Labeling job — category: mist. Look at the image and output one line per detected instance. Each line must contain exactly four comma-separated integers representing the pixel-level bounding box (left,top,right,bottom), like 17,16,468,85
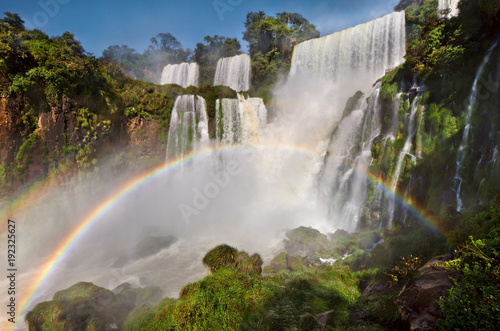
0,11,408,330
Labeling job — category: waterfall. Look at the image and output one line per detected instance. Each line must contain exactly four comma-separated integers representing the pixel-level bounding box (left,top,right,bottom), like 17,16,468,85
290,11,406,96
216,94,267,146
319,84,383,232
453,42,498,211
392,90,422,190
385,84,423,226
287,11,406,231
165,95,208,160
438,0,460,18
160,63,199,88
214,54,251,92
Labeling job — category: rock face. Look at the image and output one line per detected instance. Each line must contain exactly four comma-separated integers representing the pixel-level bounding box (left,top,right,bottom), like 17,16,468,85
395,253,460,331
0,93,166,193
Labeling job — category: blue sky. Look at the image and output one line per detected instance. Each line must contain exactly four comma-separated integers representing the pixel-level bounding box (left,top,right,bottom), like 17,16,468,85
2,0,401,56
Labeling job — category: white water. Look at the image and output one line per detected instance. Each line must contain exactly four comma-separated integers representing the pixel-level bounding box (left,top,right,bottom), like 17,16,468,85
216,94,267,145
386,85,423,226
214,54,251,92
292,11,406,231
454,42,498,211
166,95,208,160
160,62,199,88
392,91,421,190
7,12,410,329
438,0,460,18
291,11,406,101
319,83,383,232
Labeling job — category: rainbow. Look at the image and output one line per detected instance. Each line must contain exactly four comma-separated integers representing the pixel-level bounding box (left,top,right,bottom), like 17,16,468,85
6,144,440,330
0,174,59,227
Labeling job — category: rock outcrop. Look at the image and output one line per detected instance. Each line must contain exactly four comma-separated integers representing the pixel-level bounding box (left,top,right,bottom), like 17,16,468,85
25,281,162,331
395,253,460,331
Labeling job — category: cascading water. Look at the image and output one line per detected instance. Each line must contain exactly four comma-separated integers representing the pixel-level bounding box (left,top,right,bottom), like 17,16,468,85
392,89,422,191
216,94,267,146
165,95,208,160
160,62,199,88
438,0,460,18
385,83,424,226
11,12,412,327
214,54,251,92
453,42,498,211
294,11,406,231
290,11,406,99
319,83,383,232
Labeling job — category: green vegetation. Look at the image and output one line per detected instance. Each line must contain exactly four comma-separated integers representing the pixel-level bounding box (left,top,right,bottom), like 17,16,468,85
243,11,319,98
103,32,191,83
437,236,500,330
123,243,363,331
193,35,242,86
6,0,500,329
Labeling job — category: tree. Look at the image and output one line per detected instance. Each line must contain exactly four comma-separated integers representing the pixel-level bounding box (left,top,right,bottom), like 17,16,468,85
243,11,319,57
149,32,181,53
0,12,25,32
242,11,319,91
394,0,424,12
194,35,241,66
193,35,241,86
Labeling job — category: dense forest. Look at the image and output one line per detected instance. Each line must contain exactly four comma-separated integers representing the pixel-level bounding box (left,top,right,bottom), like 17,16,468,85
1,0,500,329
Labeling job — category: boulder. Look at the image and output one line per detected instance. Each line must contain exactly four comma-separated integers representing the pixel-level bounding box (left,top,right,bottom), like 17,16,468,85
26,281,163,331
316,310,335,328
285,226,331,259
394,253,460,331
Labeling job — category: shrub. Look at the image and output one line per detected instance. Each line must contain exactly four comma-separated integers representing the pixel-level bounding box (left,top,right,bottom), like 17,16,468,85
437,237,500,330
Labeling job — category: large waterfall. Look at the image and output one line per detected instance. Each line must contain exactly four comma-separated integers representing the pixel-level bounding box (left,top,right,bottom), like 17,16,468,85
161,63,199,88
290,11,405,99
283,11,406,231
11,12,415,324
438,0,460,18
166,95,208,160
214,54,251,92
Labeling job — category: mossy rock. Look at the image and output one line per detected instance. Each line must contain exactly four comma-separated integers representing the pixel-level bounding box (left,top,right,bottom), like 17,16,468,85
27,282,163,331
202,244,263,275
112,282,163,307
26,282,118,331
267,252,309,273
284,226,333,259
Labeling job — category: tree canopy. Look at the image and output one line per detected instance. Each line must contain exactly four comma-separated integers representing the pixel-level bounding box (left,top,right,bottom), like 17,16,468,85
242,11,319,95
102,33,191,83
